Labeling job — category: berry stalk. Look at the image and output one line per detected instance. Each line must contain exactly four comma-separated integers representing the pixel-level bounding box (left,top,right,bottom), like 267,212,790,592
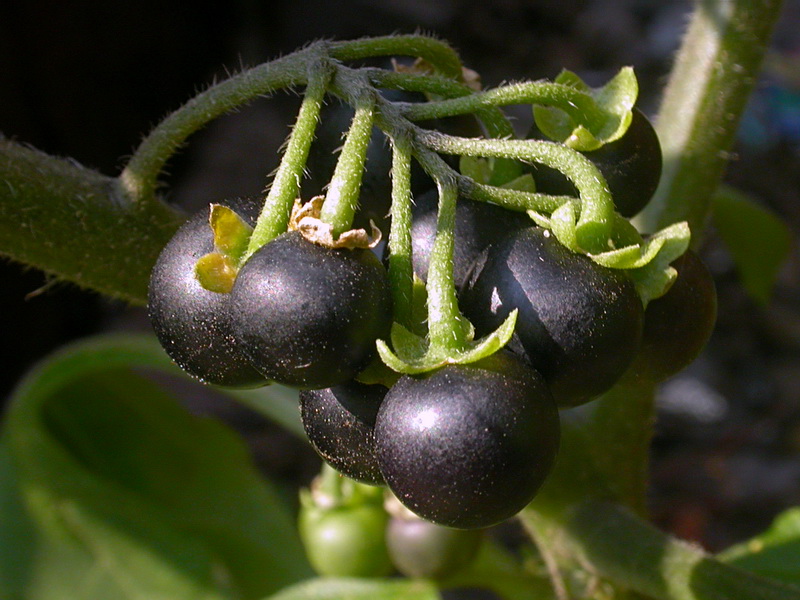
246,63,332,257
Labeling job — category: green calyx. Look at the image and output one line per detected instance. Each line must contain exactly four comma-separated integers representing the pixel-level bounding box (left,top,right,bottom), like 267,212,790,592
533,67,638,151
194,204,253,294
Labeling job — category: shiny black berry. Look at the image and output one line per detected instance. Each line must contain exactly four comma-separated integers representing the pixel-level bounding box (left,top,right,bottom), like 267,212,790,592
374,352,559,529
230,231,392,389
300,381,387,485
147,199,268,388
460,227,643,406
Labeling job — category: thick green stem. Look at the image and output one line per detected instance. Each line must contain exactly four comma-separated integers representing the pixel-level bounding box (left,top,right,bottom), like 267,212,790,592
387,136,415,329
245,64,332,257
319,87,376,237
637,0,784,236
0,138,183,304
529,501,800,600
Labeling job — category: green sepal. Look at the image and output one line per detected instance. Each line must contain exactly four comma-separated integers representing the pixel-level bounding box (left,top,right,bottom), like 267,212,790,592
549,201,580,251
354,353,402,388
533,67,638,151
209,203,253,265
526,205,689,305
590,221,690,270
194,252,238,294
376,310,518,375
626,222,691,305
461,156,528,189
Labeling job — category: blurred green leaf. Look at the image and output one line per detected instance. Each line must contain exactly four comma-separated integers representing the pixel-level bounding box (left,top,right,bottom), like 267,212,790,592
265,578,440,600
719,507,800,585
712,186,792,305
2,334,312,599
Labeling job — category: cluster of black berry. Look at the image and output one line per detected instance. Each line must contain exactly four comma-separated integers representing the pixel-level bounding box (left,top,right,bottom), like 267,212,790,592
148,97,716,530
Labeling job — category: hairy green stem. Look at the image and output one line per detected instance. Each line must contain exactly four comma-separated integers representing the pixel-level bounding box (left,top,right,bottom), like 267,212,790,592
461,179,570,213
319,86,376,236
328,35,464,80
0,138,183,304
425,180,467,352
367,68,522,185
120,46,321,205
420,131,614,251
403,81,603,125
387,136,415,329
365,68,515,139
246,64,332,257
637,0,784,236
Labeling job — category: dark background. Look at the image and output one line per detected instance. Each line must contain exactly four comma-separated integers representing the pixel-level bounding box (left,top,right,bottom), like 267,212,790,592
2,0,800,553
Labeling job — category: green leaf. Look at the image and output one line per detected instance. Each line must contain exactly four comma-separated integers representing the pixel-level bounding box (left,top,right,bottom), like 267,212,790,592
266,578,440,600
590,221,690,271
377,311,518,375
719,507,800,585
459,155,492,184
442,539,555,600
3,334,312,600
533,67,638,151
712,185,791,305
499,173,537,193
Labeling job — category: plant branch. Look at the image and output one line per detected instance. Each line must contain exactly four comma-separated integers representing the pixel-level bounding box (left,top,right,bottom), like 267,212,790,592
328,35,464,80
551,501,800,600
637,0,784,236
120,46,322,205
246,62,333,256
0,138,183,304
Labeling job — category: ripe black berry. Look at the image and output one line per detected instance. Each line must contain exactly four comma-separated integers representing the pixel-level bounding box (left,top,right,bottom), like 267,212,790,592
629,249,717,382
148,199,268,388
460,227,643,406
300,381,387,485
374,352,559,529
230,231,392,389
